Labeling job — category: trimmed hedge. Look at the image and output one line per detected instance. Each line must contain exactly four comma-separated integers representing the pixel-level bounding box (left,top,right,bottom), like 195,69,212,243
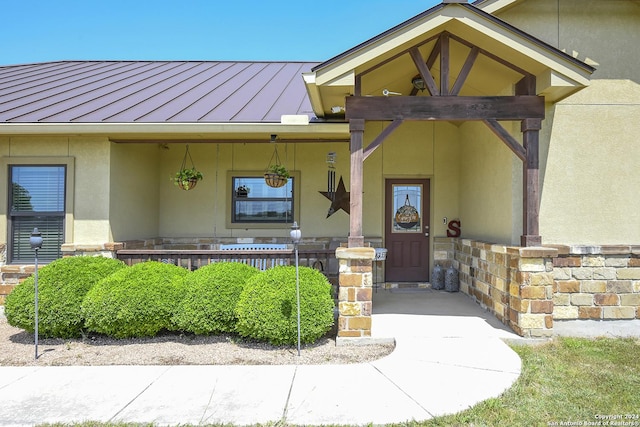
235,266,335,345
4,256,127,338
81,261,188,338
173,262,259,335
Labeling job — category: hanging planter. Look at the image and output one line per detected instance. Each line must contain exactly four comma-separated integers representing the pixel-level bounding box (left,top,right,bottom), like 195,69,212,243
264,145,290,188
171,145,203,191
395,194,420,229
236,185,250,197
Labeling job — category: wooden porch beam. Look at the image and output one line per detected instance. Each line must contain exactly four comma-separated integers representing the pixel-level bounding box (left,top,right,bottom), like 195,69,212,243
346,95,545,121
409,48,439,96
349,119,365,248
440,33,450,96
451,47,479,96
363,119,404,161
483,119,527,161
521,118,542,247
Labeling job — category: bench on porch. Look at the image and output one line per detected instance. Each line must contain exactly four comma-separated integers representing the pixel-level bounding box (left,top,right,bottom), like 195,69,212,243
219,243,288,270
116,245,335,277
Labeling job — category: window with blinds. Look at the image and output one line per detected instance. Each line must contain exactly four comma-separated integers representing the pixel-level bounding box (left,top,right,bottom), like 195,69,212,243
231,176,294,224
9,165,66,263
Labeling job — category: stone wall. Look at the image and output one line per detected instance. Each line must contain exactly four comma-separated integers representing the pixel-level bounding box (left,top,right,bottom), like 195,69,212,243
335,247,374,343
451,238,556,337
443,238,640,337
551,245,640,322
452,239,510,324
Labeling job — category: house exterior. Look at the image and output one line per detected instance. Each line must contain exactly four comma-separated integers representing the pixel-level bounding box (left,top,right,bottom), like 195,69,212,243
0,0,638,339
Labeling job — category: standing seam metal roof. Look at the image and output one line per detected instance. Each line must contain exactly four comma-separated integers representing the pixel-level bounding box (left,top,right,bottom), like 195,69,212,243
0,61,320,124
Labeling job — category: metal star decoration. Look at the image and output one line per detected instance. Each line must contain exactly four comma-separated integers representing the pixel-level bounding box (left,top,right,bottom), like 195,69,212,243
319,176,350,218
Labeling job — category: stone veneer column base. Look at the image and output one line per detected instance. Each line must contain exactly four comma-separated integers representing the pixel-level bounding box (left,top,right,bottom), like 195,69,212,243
335,247,377,345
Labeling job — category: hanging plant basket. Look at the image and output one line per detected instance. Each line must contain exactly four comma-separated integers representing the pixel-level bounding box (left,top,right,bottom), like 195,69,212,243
177,176,200,191
264,172,288,188
395,195,420,229
264,145,290,188
171,145,203,191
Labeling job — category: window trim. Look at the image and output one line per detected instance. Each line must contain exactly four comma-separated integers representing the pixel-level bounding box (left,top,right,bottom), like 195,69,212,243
226,170,300,229
1,157,75,264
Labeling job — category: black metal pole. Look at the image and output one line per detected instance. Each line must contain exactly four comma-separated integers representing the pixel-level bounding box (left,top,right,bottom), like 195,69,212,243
295,241,301,356
34,247,39,360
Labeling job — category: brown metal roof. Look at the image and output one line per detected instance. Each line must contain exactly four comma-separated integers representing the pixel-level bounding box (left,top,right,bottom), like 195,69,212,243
0,61,319,123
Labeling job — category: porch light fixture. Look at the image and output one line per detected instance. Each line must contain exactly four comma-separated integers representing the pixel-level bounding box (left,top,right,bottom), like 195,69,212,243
290,221,302,356
411,74,427,91
29,228,43,360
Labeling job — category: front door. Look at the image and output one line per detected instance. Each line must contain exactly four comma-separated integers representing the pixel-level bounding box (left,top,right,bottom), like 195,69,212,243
384,179,430,282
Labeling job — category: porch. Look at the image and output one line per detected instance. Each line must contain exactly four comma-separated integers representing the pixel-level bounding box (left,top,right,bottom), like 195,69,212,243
115,246,338,283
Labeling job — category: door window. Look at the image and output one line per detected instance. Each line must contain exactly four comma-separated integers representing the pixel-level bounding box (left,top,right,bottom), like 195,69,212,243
392,184,422,233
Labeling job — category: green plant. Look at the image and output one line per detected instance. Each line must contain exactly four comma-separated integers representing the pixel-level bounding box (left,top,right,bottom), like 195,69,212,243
171,167,203,190
173,262,260,335
4,256,127,338
81,261,188,338
235,266,334,345
266,164,290,178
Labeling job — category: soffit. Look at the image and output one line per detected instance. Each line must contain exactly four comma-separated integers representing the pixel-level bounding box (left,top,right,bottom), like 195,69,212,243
305,2,594,117
471,0,525,14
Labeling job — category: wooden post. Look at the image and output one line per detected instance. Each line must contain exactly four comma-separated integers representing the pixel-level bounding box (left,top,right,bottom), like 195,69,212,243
521,118,542,246
349,119,365,248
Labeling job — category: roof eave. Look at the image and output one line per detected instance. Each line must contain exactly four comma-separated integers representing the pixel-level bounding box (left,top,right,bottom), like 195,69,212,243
0,122,350,140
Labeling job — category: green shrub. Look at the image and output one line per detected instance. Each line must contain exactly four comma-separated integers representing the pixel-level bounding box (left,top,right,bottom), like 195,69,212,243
173,262,259,335
81,261,188,338
4,256,127,338
235,266,335,345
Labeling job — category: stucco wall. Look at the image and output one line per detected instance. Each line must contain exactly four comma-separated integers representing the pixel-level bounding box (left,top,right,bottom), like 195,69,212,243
0,135,111,245
458,121,521,245
497,0,640,245
109,142,160,241
540,81,640,244
157,142,353,240
497,0,640,81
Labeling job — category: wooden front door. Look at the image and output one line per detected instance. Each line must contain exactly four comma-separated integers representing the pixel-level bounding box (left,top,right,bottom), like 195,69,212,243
384,179,430,282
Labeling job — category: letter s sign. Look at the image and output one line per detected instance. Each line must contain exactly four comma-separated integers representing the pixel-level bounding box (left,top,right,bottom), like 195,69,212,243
446,220,461,237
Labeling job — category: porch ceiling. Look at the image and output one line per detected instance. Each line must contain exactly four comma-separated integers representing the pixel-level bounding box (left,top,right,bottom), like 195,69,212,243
304,2,595,118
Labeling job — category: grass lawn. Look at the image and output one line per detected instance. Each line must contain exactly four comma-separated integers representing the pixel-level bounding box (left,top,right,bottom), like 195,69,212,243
41,337,640,427
415,337,640,427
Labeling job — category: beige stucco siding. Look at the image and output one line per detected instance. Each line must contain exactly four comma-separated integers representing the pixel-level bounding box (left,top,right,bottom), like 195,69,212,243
540,80,640,244
0,135,111,245
109,143,160,241
458,121,521,245
497,0,640,81
70,137,111,244
156,142,353,240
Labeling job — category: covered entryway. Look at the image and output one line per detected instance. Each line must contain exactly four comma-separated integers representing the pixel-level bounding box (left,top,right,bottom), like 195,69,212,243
304,1,594,339
385,178,430,282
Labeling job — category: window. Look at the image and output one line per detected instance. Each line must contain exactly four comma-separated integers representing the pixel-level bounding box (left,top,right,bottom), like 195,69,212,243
231,176,295,225
9,165,66,263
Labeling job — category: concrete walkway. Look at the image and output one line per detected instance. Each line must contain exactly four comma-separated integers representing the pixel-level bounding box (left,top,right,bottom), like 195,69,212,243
0,289,522,426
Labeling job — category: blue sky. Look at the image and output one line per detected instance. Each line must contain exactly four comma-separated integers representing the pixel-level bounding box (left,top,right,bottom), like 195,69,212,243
2,1,442,65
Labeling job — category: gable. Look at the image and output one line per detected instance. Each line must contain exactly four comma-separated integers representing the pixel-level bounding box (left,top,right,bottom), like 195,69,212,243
304,1,594,118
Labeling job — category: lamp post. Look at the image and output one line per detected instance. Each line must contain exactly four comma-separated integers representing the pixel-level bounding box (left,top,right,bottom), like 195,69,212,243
290,221,302,356
29,228,43,360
